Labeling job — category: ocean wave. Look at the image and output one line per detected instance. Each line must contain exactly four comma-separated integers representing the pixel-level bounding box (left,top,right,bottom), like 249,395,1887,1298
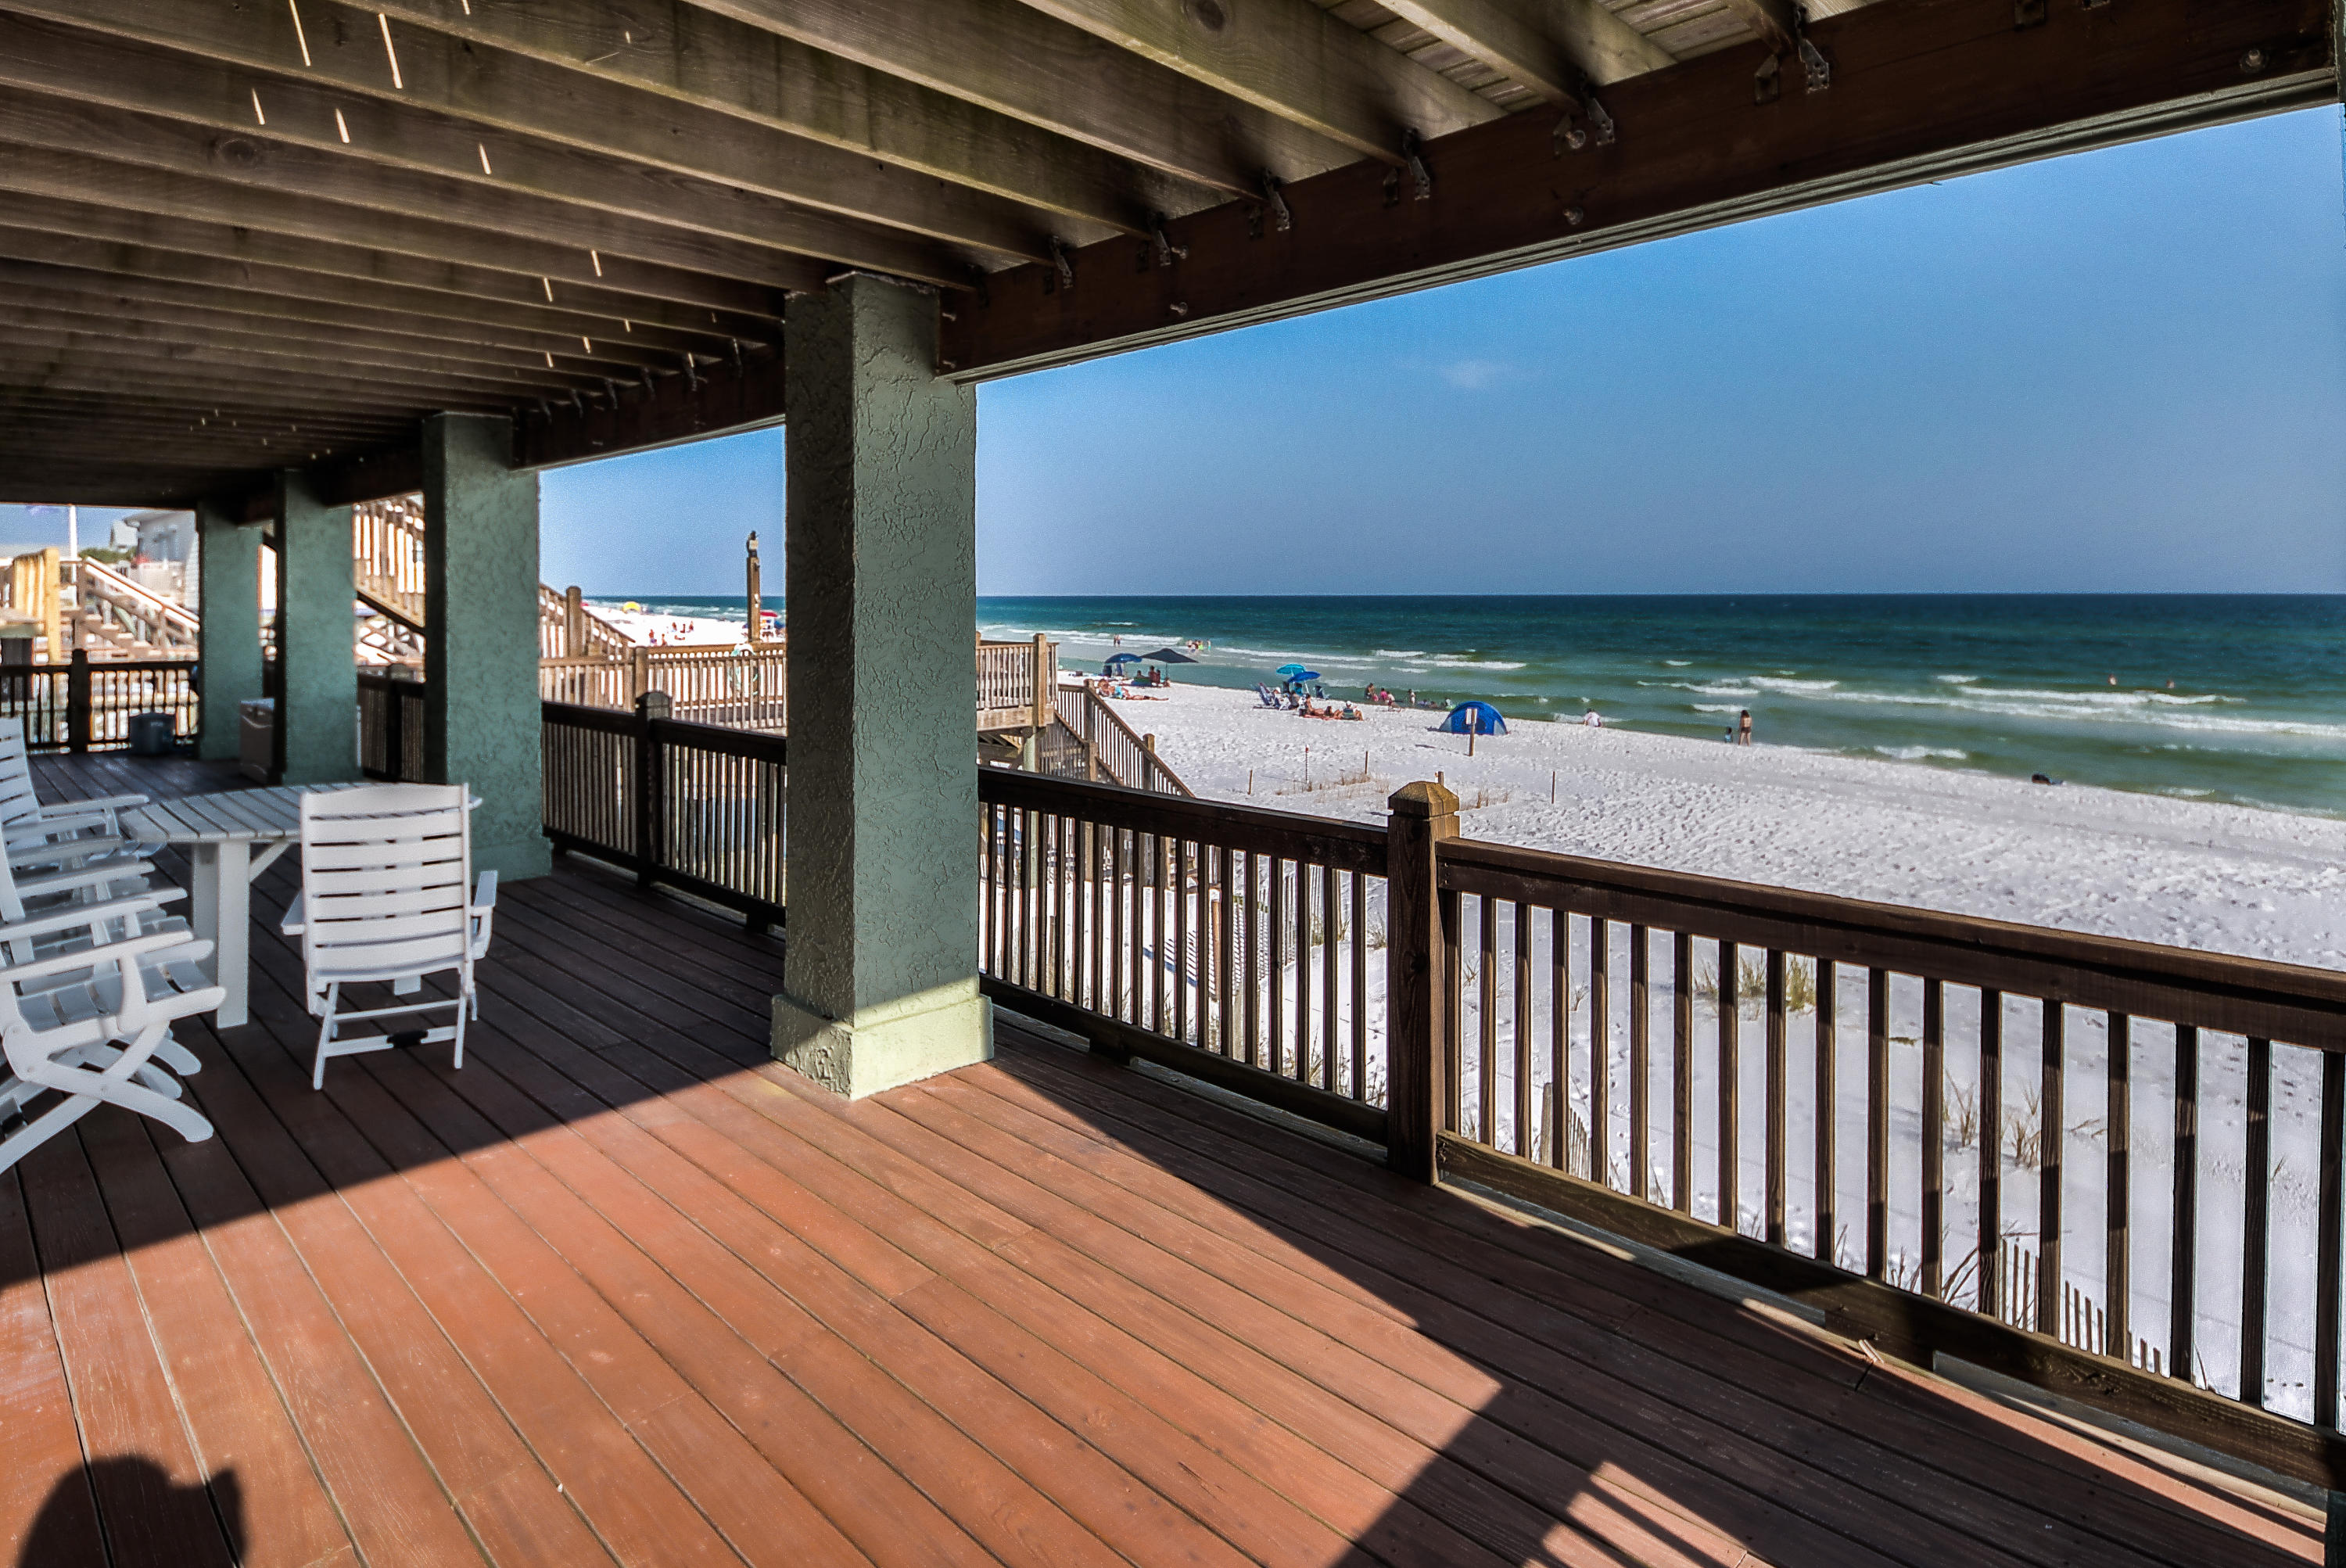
1663,659,1691,667
1690,704,1745,714
1748,676,1840,693
1376,649,1426,658
1425,657,1528,670
1935,674,1978,685
1681,683,1759,698
1873,745,1968,762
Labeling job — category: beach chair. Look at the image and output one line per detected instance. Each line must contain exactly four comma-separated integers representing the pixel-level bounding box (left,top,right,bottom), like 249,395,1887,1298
281,784,497,1089
0,912,223,1175
1256,686,1281,709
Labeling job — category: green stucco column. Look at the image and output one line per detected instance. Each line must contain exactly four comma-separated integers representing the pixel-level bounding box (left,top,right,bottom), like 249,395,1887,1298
274,470,359,784
422,413,551,880
773,274,988,1098
195,495,263,762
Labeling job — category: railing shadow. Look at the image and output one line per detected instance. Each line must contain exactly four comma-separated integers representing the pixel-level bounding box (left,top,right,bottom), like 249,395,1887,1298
17,1459,240,1567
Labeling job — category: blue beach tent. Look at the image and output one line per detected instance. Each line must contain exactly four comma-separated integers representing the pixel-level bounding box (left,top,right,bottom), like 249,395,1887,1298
1440,701,1507,736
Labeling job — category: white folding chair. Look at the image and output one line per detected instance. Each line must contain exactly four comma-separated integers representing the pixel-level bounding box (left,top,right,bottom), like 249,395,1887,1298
281,784,497,1089
0,916,223,1175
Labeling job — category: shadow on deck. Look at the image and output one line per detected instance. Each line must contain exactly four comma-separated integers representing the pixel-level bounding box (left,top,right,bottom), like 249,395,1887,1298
2,752,2321,1566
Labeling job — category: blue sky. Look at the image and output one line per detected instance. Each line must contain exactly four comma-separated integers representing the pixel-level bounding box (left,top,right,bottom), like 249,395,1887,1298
14,108,2337,597
543,105,2345,598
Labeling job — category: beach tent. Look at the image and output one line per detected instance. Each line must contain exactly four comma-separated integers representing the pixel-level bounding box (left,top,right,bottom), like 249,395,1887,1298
1141,648,1199,663
1440,701,1507,736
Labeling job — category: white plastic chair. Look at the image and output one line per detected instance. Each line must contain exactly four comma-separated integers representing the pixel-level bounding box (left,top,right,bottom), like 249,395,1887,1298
281,784,497,1089
0,910,223,1174
0,716,147,856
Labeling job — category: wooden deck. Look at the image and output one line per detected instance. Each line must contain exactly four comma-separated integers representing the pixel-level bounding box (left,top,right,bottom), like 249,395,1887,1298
3,752,2322,1568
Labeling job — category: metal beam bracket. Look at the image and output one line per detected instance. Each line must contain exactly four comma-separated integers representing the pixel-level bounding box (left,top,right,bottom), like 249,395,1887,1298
1150,214,1189,268
1048,237,1075,292
1554,79,1616,156
1796,5,1832,91
1255,172,1293,237
1404,129,1433,200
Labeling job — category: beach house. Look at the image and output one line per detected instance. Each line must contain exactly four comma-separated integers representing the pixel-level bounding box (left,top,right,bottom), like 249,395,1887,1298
2,2,2340,1563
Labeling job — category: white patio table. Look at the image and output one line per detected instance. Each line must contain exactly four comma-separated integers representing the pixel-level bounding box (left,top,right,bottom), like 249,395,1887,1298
120,784,369,1028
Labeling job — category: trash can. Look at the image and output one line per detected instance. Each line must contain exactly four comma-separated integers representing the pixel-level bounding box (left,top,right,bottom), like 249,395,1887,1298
126,712,175,757
239,697,275,783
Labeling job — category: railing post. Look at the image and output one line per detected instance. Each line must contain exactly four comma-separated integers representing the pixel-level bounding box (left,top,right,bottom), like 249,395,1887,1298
1386,780,1459,1182
66,648,91,754
630,644,651,705
1032,632,1052,728
565,585,585,656
633,689,670,886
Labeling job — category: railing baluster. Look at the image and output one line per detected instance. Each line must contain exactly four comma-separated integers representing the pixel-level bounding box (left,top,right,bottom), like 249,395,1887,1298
1514,900,1534,1158
1630,926,1649,1200
1442,887,1464,1136
1978,989,2001,1315
1551,910,1571,1170
1675,931,1694,1212
2170,1024,2197,1380
1922,976,1943,1297
1216,845,1235,1056
1589,918,1609,1182
1271,859,1289,1075
1322,862,1340,1093
1766,949,1787,1246
1479,894,1498,1145
2241,1036,2270,1406
1867,967,1889,1279
1351,870,1367,1101
1817,958,1837,1264
2106,1013,2130,1355
2316,1047,2342,1429
1720,940,1739,1232
2039,999,2064,1338
1296,859,1313,1081
1175,839,1192,1046
1243,851,1261,1067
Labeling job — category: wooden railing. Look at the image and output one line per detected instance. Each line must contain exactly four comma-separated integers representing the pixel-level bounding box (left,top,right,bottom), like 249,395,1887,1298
978,767,1383,1139
0,652,196,752
960,767,2346,1495
1052,680,1192,795
540,645,789,730
353,496,428,629
538,584,635,660
70,558,201,655
977,633,1054,730
541,697,785,928
357,673,427,781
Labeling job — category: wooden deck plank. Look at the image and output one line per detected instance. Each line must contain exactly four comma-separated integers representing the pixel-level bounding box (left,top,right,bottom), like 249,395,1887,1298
73,1111,370,1568
0,1171,105,1568
4,748,2318,1568
16,1137,237,1568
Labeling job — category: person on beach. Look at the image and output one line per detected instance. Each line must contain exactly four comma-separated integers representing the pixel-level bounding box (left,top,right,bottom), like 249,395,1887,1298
1738,709,1752,746
1582,709,1602,728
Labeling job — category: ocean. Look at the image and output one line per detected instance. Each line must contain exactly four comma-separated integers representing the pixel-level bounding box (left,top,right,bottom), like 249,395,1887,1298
594,594,2346,817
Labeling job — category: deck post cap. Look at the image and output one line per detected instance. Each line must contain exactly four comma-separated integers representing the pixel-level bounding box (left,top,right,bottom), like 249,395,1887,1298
1388,780,1458,818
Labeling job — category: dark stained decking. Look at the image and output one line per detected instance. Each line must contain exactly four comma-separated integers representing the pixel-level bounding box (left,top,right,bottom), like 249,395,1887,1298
2,752,2321,1568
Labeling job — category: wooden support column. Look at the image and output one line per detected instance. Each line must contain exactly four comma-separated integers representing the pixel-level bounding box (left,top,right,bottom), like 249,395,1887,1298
773,273,988,1099
195,493,263,762
273,469,359,784
421,412,551,879
1386,779,1459,1181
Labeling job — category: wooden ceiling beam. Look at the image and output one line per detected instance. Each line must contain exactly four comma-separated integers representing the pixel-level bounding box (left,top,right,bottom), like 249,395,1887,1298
0,349,518,421
361,0,1331,210
0,206,751,352
0,94,818,307
1373,0,1676,99
0,166,783,343
10,1,1076,260
0,14,991,284
949,0,2331,375
518,342,787,470
1006,0,1502,160
0,300,608,393
5,400,396,439
0,250,687,375
0,463,264,508
0,319,600,403
2,389,407,436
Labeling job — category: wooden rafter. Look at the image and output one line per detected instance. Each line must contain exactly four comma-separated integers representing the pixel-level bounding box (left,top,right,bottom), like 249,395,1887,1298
1374,0,1677,99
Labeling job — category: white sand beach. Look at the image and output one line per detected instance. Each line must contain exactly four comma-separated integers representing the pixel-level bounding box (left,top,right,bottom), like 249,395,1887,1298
1110,679,2346,971
1091,681,2344,1408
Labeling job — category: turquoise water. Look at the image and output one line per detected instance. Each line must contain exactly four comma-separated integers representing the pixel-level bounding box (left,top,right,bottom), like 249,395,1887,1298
597,595,2346,816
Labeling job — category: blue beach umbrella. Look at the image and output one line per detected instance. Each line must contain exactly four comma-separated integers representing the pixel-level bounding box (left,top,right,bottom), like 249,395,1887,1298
1275,663,1309,678
1289,670,1322,683
1103,652,1143,668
